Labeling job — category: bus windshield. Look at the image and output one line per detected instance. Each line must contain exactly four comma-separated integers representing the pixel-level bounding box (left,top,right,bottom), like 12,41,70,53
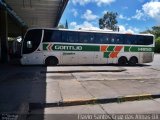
22,29,42,54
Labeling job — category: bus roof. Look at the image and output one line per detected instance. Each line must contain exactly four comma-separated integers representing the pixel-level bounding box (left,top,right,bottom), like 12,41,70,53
27,28,154,37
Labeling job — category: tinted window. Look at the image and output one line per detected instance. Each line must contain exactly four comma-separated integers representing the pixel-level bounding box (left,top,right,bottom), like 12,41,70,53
137,35,145,45
124,35,153,45
23,29,42,54
43,30,61,42
79,32,89,43
61,31,79,43
95,33,109,44
114,34,124,44
145,36,153,45
61,31,68,42
68,32,78,43
125,35,138,45
137,36,153,45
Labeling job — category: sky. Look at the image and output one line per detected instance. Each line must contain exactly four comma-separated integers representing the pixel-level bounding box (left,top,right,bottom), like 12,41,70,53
59,0,160,33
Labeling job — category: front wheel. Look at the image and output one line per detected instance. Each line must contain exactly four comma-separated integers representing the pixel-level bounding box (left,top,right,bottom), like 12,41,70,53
45,57,58,66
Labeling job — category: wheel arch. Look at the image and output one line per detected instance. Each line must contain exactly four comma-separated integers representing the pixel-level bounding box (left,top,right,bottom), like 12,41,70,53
118,56,128,65
118,56,128,62
129,56,139,63
44,56,59,65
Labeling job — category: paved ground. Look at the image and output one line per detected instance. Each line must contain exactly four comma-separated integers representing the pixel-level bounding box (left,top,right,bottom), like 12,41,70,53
0,54,160,120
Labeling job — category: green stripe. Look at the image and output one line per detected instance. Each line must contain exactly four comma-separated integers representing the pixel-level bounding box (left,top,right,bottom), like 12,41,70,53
107,46,115,51
124,46,130,52
43,44,154,52
44,44,100,51
43,44,48,50
104,52,111,58
81,45,100,51
124,46,154,52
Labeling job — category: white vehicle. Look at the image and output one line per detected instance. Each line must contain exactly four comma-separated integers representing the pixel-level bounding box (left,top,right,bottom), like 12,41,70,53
20,28,154,65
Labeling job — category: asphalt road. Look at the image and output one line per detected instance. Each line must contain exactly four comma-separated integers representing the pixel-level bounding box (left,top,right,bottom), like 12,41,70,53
146,54,160,66
0,54,160,120
28,54,160,120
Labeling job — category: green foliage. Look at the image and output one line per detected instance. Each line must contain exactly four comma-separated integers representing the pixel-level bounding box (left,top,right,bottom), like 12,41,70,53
142,26,160,53
151,26,160,38
142,26,160,39
58,20,68,29
155,37,160,53
99,12,119,31
57,24,65,29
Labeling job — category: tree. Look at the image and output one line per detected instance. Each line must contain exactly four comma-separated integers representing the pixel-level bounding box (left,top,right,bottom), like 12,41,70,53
155,37,160,53
57,24,65,29
141,26,160,38
99,11,119,31
65,20,68,29
151,26,160,38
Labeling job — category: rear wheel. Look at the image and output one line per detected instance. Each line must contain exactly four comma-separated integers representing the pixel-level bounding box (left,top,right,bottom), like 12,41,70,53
128,57,138,66
45,57,58,66
118,57,127,66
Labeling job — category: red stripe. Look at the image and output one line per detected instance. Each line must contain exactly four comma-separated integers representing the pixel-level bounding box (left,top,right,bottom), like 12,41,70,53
100,46,108,52
114,46,123,52
110,52,119,58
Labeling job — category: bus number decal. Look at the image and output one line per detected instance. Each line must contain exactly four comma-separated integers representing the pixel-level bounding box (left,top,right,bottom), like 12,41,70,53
124,46,154,52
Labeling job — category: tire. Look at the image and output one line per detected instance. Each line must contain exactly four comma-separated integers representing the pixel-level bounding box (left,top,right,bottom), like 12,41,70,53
128,57,138,66
45,57,58,66
118,57,127,66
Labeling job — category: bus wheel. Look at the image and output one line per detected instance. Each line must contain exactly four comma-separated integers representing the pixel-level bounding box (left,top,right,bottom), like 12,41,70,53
118,57,127,66
128,57,138,66
45,57,58,66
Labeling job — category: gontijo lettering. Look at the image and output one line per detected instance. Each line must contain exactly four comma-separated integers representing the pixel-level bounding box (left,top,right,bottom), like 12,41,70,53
54,45,83,51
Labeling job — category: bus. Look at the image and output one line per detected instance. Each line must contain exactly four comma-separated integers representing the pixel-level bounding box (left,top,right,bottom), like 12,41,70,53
20,28,154,66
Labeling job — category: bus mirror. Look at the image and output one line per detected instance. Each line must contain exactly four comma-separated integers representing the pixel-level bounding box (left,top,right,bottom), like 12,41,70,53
27,41,33,49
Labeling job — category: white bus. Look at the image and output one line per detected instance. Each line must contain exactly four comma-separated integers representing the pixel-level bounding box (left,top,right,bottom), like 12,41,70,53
20,28,154,66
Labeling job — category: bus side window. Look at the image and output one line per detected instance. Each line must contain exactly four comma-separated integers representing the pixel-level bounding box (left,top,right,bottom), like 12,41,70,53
68,32,78,43
104,35,110,44
79,32,88,43
137,35,144,45
94,34,99,44
114,34,123,44
145,36,153,45
43,30,52,42
119,34,124,44
43,30,61,42
110,34,115,44
89,34,95,43
95,34,103,44
51,30,61,42
61,31,68,42
126,36,132,44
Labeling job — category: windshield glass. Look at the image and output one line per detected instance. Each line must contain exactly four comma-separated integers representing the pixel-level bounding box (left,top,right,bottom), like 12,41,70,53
22,29,42,54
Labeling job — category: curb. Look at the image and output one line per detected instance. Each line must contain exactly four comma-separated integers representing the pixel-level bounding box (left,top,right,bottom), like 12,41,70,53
29,93,160,110
41,68,126,73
